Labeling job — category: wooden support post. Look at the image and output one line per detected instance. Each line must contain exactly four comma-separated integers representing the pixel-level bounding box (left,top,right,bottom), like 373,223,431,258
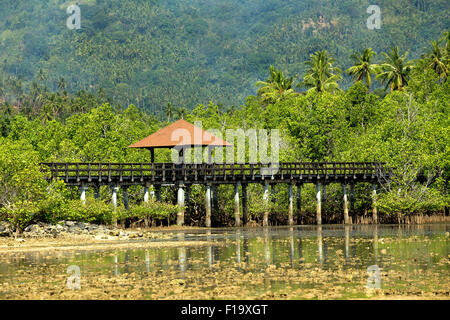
296,183,302,224
150,148,155,163
212,185,219,226
372,184,378,224
80,185,88,205
350,184,355,211
242,184,248,226
234,182,241,227
123,186,129,210
316,183,322,225
263,181,270,227
155,185,162,202
288,183,294,226
205,185,212,228
94,186,100,200
343,184,350,224
177,184,185,226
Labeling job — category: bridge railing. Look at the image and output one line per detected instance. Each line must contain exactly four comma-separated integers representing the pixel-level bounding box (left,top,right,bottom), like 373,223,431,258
41,162,388,183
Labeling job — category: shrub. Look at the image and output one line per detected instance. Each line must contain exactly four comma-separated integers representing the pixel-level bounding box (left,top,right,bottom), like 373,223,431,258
0,200,39,232
61,198,117,225
125,200,178,224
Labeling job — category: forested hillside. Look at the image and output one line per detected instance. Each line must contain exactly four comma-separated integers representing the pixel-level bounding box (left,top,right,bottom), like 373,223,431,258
0,0,449,114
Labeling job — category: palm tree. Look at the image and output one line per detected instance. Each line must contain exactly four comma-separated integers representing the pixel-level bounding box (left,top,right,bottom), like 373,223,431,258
256,65,295,104
346,48,379,89
300,50,342,93
422,40,448,82
57,77,67,92
376,47,414,91
175,107,188,120
37,69,47,83
166,102,174,122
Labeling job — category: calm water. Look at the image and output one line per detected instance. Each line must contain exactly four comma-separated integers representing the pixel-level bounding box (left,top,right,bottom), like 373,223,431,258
0,224,448,299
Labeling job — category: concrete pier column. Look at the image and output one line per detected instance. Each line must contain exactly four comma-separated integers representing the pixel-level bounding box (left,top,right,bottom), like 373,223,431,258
288,183,294,226
343,184,350,224
144,186,150,203
296,183,302,223
80,185,88,205
122,186,129,210
242,184,248,226
263,181,270,227
155,185,161,202
205,185,212,228
234,182,241,227
144,184,150,203
177,184,185,226
111,185,119,209
112,185,119,227
94,186,100,200
372,184,378,224
316,183,322,225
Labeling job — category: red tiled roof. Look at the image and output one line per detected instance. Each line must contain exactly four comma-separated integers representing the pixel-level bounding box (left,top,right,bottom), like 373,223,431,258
128,119,232,148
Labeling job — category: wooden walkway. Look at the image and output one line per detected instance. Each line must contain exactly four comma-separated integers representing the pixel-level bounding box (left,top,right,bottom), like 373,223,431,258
41,162,389,186
40,162,389,227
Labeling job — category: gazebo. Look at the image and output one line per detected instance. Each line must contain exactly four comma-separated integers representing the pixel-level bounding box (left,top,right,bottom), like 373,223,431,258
128,119,232,227
128,119,232,163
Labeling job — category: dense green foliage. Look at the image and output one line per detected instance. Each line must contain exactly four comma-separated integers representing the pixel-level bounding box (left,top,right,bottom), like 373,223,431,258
0,2,448,228
0,0,449,114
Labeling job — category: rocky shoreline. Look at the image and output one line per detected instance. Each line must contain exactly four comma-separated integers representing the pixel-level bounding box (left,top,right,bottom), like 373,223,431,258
0,221,177,241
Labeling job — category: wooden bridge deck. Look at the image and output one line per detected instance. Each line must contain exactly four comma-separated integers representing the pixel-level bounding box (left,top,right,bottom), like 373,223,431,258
41,162,389,186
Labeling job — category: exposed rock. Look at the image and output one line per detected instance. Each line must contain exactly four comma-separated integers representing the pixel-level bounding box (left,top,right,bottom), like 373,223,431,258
0,222,12,237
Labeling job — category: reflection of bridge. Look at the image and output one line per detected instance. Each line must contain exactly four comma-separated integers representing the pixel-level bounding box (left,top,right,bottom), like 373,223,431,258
41,162,390,227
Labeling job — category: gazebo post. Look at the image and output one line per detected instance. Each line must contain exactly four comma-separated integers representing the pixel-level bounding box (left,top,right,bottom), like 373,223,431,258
150,148,155,163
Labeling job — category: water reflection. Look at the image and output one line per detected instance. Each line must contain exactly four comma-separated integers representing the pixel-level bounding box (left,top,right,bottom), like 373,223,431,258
264,227,271,266
206,230,213,267
317,226,323,264
289,227,295,266
177,233,187,272
0,223,448,299
145,250,150,273
373,225,379,264
114,254,119,276
235,229,241,266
